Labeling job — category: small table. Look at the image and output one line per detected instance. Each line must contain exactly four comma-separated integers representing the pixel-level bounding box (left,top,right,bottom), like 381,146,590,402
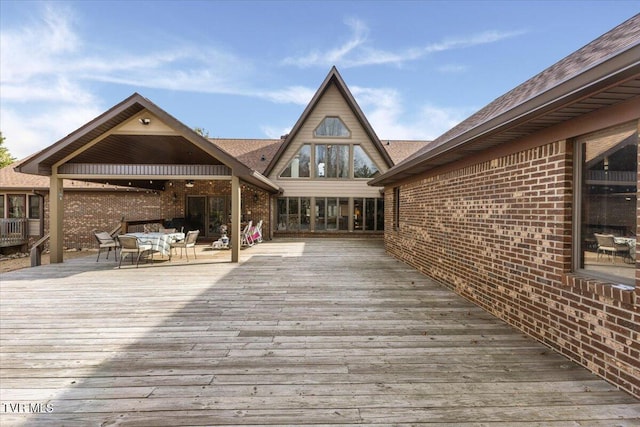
615,237,636,263
126,232,185,257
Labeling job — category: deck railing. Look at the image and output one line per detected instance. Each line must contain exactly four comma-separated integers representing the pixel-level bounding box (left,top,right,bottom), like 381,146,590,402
0,218,28,248
30,233,50,267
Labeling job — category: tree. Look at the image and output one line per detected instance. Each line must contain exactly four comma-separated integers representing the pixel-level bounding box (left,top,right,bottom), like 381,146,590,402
193,127,210,138
0,132,16,167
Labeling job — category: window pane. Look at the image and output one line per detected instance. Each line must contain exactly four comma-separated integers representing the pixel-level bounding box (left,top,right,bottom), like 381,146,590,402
376,198,385,231
336,146,349,178
365,198,376,231
288,198,299,231
0,195,4,218
354,199,363,231
280,145,310,178
327,198,338,230
28,195,40,219
8,195,25,218
315,145,327,178
338,199,348,230
579,122,637,282
277,198,287,230
314,117,350,137
315,198,326,230
354,146,380,178
208,196,228,235
300,198,311,230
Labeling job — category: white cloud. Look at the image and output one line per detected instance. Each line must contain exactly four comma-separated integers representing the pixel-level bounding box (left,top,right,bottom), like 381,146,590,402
351,86,471,141
0,4,258,159
261,125,292,140
256,86,316,105
1,104,104,160
282,19,526,69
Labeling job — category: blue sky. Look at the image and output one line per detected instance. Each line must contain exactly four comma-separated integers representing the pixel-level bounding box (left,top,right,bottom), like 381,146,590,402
1,1,638,160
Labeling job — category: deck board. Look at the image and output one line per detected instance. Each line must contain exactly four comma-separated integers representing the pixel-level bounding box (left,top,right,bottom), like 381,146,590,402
1,238,638,425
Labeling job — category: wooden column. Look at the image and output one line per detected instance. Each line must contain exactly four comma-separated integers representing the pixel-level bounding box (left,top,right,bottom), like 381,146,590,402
49,173,64,264
230,175,241,263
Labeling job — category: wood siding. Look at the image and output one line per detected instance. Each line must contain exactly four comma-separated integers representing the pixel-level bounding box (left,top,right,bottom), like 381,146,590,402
269,84,387,198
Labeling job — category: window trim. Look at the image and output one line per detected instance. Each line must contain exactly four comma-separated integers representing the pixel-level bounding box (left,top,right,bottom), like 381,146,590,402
572,130,636,287
314,116,351,138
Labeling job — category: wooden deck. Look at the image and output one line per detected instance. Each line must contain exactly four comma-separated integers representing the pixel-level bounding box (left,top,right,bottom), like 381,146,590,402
1,238,638,426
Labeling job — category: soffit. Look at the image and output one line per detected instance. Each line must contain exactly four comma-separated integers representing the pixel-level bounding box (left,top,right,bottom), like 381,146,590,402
371,73,640,186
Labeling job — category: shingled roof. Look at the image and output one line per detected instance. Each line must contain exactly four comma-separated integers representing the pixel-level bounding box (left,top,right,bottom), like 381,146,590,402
370,13,640,186
0,162,131,191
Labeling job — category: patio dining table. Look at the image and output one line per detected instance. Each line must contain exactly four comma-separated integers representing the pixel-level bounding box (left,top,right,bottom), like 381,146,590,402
125,232,185,257
614,237,636,261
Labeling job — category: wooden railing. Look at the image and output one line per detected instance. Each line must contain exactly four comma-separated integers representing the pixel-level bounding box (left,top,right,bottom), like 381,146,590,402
0,218,28,248
30,233,50,267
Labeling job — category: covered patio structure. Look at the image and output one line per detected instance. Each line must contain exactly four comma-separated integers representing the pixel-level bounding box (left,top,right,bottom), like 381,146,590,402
1,238,638,425
16,93,281,263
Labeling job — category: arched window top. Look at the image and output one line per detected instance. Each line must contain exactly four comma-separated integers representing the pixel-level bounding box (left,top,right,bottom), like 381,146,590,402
314,117,350,138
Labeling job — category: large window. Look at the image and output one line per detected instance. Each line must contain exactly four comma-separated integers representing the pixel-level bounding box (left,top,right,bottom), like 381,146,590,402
393,187,400,231
28,195,40,219
277,197,310,231
576,121,637,284
7,195,25,218
354,198,384,231
280,145,311,178
353,146,379,178
277,197,383,232
315,144,349,178
314,117,350,137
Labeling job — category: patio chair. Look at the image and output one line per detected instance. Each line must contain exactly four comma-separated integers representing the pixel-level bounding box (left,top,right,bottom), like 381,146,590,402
170,230,199,261
117,235,153,268
94,231,119,262
241,221,254,247
594,233,630,263
252,220,263,243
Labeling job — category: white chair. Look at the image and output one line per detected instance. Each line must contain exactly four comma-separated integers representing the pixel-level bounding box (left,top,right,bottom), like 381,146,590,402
117,235,153,268
594,233,630,263
94,231,119,262
240,221,254,247
170,230,199,261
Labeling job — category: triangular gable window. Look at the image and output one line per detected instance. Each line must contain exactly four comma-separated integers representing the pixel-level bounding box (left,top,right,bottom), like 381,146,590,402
280,144,311,178
314,117,350,137
353,145,379,178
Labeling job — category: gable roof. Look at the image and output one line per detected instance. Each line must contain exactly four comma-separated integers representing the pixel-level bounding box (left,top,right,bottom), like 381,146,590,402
15,93,280,193
264,66,394,175
370,14,640,187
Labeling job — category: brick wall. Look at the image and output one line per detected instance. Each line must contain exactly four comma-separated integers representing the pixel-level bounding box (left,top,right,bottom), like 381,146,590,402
37,180,272,250
385,139,639,398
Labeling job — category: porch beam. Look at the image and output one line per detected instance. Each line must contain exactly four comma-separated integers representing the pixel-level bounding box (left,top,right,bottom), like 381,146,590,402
49,173,64,264
231,176,241,263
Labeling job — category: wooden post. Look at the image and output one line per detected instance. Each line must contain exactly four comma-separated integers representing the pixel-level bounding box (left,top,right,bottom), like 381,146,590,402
49,174,64,264
231,176,241,263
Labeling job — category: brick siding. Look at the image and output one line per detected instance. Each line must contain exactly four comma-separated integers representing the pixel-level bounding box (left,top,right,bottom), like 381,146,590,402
384,139,639,398
35,180,271,251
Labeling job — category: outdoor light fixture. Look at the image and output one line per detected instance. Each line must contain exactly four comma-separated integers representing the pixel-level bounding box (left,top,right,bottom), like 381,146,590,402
139,118,151,125
185,180,195,188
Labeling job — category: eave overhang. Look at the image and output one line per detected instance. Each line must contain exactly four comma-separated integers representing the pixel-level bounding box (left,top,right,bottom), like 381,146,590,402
369,43,640,188
14,93,281,194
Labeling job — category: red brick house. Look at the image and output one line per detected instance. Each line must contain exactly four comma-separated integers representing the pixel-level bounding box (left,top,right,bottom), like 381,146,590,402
369,15,639,398
1,68,427,257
